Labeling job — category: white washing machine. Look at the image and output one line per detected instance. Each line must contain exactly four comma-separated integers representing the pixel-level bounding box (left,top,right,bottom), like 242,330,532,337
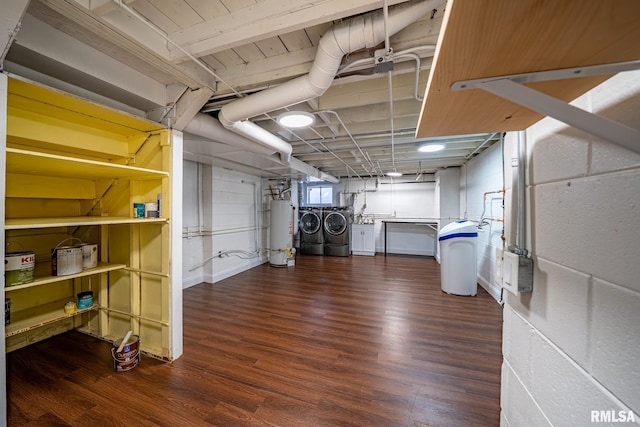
299,207,324,255
323,207,352,256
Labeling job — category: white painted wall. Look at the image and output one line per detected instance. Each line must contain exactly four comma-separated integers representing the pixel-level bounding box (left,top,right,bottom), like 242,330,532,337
336,178,438,255
436,167,461,229
435,167,461,262
501,71,640,426
461,143,505,301
182,161,267,288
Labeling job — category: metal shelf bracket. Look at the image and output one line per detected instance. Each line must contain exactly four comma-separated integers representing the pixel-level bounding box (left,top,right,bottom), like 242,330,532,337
451,60,640,154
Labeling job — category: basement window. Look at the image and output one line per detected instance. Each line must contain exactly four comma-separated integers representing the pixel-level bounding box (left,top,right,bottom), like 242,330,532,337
308,186,333,205
300,177,336,207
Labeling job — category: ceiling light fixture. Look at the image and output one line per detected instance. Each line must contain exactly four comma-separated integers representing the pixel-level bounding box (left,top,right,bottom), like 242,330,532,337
277,111,315,128
418,142,446,153
386,170,402,177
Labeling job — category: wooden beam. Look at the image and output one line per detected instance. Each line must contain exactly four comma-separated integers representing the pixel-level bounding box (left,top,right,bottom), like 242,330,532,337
171,87,215,131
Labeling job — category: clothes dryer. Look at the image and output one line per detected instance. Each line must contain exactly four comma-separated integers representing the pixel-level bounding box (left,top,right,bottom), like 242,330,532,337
323,207,352,256
299,207,324,255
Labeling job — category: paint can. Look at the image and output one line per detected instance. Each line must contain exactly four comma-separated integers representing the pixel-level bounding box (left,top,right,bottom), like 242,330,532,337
112,335,140,372
77,291,93,309
51,245,83,276
133,203,145,218
145,202,159,218
5,298,10,326
81,244,98,269
5,251,35,287
64,301,76,314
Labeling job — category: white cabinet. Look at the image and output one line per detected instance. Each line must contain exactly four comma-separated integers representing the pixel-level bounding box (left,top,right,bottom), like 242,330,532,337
351,224,375,256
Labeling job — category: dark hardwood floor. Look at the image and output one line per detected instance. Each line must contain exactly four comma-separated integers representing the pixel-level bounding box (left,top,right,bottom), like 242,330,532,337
7,254,503,426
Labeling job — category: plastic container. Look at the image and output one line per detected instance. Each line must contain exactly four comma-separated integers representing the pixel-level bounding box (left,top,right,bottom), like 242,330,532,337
438,220,478,296
77,291,94,309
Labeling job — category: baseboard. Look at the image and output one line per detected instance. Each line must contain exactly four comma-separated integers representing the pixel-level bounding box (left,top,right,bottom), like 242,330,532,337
182,257,268,288
182,275,204,289
478,275,502,302
212,257,267,283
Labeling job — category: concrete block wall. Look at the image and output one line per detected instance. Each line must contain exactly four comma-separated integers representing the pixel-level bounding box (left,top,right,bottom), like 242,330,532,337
182,163,266,288
501,71,640,427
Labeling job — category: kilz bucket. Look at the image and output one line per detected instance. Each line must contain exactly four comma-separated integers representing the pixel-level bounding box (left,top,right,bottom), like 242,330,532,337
112,335,140,372
5,251,35,287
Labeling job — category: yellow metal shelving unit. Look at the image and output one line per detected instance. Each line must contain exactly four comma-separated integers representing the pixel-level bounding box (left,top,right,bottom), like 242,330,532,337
3,76,179,360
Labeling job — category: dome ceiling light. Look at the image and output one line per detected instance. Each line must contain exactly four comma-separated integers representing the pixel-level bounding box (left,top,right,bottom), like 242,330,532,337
418,142,446,153
277,111,315,128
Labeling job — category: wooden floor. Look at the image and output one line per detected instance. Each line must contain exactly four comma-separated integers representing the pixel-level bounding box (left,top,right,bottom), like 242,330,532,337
7,254,503,426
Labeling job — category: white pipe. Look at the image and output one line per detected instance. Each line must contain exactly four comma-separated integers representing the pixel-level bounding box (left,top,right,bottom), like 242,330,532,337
185,113,277,157
516,131,527,254
185,113,337,181
288,157,339,183
465,132,499,159
227,120,292,162
388,71,397,172
508,131,528,256
394,53,424,101
337,45,435,75
218,0,436,156
383,0,391,54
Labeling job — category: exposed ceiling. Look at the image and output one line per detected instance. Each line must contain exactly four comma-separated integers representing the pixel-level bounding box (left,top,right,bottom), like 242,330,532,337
2,0,499,181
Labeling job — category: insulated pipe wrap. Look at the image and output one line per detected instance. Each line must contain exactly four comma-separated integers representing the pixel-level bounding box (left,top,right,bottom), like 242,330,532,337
216,0,435,174
230,120,293,159
219,0,434,126
185,113,276,156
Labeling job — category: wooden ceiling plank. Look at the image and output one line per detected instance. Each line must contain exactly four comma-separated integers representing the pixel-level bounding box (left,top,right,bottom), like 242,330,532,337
129,0,182,34
168,0,406,61
185,0,229,20
279,29,312,52
148,0,204,29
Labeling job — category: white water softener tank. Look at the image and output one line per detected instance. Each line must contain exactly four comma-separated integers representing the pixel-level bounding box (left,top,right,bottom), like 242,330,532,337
438,220,478,296
270,200,294,267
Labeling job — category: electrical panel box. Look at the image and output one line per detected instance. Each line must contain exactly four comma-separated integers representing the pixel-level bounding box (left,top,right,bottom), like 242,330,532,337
499,249,534,295
502,251,520,295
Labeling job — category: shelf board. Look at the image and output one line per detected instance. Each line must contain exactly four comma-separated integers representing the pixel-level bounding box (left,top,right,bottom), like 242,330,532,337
5,262,126,292
416,0,640,137
9,76,164,135
5,299,98,338
6,148,169,180
5,216,167,230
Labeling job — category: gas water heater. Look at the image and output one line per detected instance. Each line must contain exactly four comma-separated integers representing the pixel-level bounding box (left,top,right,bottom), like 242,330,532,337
270,199,294,267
